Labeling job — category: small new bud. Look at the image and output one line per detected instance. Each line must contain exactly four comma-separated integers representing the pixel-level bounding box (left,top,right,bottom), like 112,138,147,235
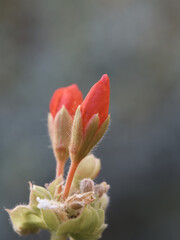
94,182,110,197
80,178,94,193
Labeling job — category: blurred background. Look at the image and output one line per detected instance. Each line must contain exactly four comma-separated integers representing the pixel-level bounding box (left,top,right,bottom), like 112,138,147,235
1,0,180,239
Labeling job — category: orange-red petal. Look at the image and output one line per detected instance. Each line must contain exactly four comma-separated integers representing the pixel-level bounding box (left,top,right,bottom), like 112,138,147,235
80,74,110,130
50,84,83,118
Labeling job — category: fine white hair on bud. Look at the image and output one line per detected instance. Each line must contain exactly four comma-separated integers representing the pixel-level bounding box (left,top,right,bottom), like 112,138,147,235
80,178,94,193
37,197,63,210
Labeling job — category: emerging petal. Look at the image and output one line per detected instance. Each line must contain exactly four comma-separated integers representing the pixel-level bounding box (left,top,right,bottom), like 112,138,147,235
80,74,110,130
50,84,83,118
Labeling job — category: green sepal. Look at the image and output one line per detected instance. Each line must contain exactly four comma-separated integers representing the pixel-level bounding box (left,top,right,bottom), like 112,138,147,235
98,193,109,210
88,115,110,151
53,106,72,161
56,205,107,240
54,106,72,148
69,106,83,162
92,193,109,211
29,183,51,208
70,111,110,164
76,114,99,161
6,205,47,235
41,208,61,231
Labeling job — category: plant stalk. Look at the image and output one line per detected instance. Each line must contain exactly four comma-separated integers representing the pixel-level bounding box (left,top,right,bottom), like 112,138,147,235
63,161,79,199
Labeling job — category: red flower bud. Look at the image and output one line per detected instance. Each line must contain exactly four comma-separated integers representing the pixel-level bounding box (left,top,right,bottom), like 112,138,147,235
50,84,83,119
63,75,110,199
80,74,110,131
49,84,83,178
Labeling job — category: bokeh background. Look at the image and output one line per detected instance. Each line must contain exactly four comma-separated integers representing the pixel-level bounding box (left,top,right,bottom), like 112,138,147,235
1,0,180,239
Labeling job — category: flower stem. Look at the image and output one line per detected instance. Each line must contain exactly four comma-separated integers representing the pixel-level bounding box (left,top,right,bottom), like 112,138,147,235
63,161,79,199
56,160,65,178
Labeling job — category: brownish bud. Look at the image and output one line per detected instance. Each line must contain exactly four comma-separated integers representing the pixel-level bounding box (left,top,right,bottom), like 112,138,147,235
68,202,83,210
80,178,94,193
94,182,110,197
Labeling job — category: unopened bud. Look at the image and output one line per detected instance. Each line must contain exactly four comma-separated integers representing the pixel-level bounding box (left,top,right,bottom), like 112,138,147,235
94,182,110,197
80,178,94,193
6,205,47,235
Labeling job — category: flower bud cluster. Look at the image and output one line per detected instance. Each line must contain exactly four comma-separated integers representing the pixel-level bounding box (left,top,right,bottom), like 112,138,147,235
7,74,111,240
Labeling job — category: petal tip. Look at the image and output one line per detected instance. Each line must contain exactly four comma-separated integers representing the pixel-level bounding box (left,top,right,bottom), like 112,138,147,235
100,74,110,88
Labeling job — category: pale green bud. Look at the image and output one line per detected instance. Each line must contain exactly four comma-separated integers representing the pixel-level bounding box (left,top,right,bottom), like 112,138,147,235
71,154,101,191
6,205,47,235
